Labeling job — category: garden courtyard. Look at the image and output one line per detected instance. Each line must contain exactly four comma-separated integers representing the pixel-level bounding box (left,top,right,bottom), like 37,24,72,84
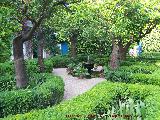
1,0,160,120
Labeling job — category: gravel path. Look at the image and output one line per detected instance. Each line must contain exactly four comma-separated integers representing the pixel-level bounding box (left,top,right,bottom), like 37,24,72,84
53,68,105,101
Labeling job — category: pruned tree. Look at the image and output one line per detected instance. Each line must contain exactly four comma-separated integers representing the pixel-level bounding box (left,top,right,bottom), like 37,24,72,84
48,1,111,57
101,0,160,69
1,0,74,88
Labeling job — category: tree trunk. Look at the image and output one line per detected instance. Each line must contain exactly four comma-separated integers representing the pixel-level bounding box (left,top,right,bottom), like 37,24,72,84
118,46,129,61
38,29,45,72
118,42,126,61
118,38,133,61
109,43,119,70
109,37,133,70
70,34,77,58
13,37,28,88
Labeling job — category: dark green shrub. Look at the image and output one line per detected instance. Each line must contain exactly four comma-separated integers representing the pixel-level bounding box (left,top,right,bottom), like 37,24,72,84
0,75,15,92
0,73,64,118
104,66,131,83
0,62,14,76
0,73,49,92
44,59,53,72
49,55,70,68
26,59,39,75
3,82,160,120
104,62,159,84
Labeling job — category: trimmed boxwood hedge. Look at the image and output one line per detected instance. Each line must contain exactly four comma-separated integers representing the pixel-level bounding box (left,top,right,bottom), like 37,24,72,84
129,72,160,86
0,73,64,118
2,82,160,120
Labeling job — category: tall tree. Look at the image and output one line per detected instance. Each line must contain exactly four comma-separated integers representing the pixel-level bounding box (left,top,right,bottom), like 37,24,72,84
1,0,72,88
100,0,160,69
48,1,111,57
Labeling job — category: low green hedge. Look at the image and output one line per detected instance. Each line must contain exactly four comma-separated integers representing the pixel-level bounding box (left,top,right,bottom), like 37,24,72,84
104,63,159,83
119,64,158,74
2,82,160,120
129,73,160,86
0,73,64,118
0,72,55,93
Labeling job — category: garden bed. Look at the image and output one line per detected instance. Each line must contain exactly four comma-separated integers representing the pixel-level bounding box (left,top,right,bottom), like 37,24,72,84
0,73,64,118
0,59,65,118
2,82,160,120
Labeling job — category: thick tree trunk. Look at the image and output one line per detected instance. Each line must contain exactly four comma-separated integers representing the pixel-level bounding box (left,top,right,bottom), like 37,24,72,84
13,37,28,88
109,38,133,70
38,29,45,72
118,38,133,61
109,43,119,70
118,46,129,61
118,43,127,61
70,34,77,58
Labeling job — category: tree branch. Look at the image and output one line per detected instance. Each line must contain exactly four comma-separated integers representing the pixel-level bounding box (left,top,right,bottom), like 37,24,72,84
139,20,158,39
124,35,134,50
22,0,67,42
22,15,44,42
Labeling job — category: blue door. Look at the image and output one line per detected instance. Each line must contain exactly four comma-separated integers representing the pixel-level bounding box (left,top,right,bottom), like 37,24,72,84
61,42,68,55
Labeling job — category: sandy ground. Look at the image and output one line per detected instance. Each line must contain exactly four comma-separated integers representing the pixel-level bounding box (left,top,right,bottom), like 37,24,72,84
53,68,105,101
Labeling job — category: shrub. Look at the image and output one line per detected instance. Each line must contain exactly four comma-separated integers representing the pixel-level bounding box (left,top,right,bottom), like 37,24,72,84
26,59,39,75
0,73,64,118
104,66,131,83
43,59,53,72
118,64,158,74
3,82,160,120
129,73,160,86
104,60,160,86
0,75,15,92
94,57,109,66
49,55,70,68
0,62,14,76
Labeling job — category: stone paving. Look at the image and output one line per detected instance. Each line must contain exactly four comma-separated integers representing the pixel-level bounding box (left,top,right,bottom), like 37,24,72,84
53,68,105,101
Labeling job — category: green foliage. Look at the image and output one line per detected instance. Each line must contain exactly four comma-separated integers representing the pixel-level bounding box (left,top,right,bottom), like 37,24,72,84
0,62,14,75
104,0,160,43
47,55,71,68
3,82,160,120
48,1,111,55
94,57,109,66
104,67,131,83
93,97,145,120
129,72,160,86
104,53,160,85
142,28,160,52
0,73,64,118
69,54,109,66
0,75,15,92
0,6,20,63
72,63,90,78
